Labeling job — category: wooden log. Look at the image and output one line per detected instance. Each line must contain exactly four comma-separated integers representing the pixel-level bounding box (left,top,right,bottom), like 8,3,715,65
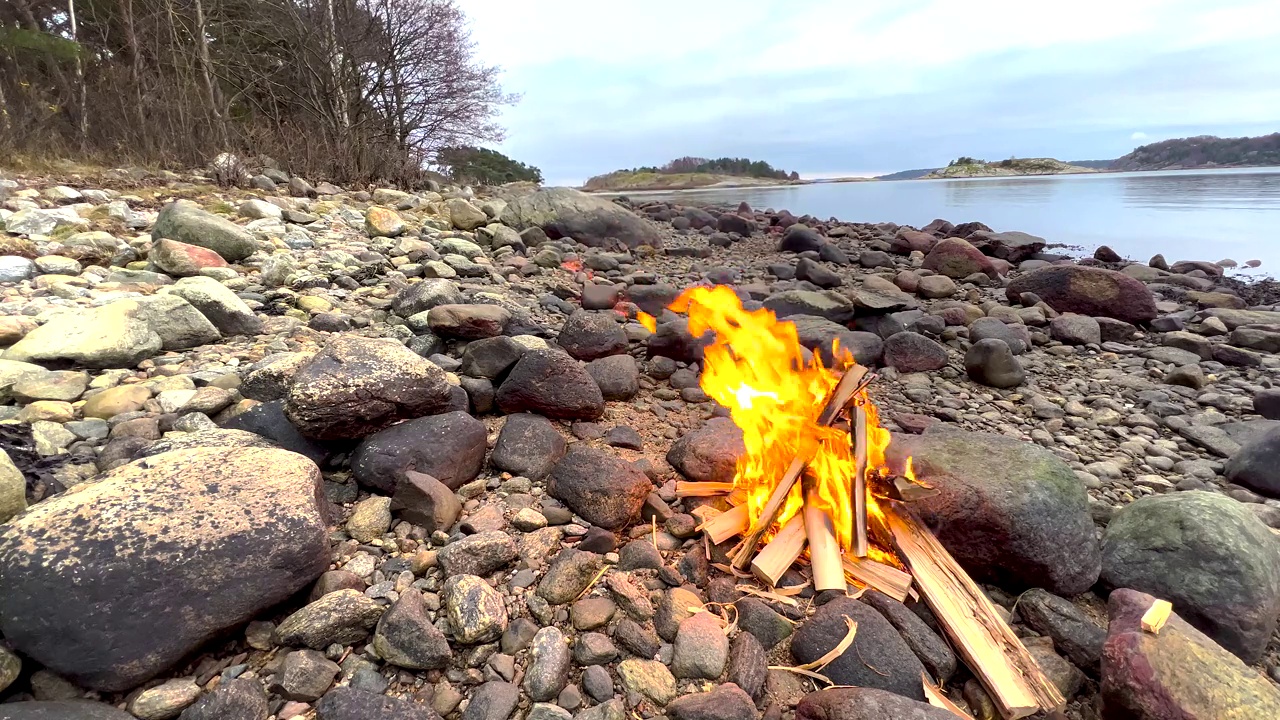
852,404,869,558
842,556,913,603
881,503,1064,720
699,504,749,545
749,513,807,586
802,480,844,592
732,364,868,569
676,481,736,497
1141,599,1173,634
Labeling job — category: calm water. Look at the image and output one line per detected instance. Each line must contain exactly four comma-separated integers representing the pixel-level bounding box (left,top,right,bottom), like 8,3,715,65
638,167,1280,273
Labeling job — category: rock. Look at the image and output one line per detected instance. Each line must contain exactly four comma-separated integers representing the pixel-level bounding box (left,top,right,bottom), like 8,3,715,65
428,305,511,340
967,230,1046,262
1017,589,1105,670
274,589,385,648
922,238,998,279
1102,588,1280,720
346,496,392,542
853,275,917,312
672,612,729,679
1005,266,1157,325
1049,314,1102,345
537,549,604,604
1225,426,1280,498
965,338,1025,388
727,632,767,700
717,214,755,236
0,702,137,719
437,531,517,577
150,238,229,277
365,206,405,237
736,597,793,650
461,681,519,720
285,335,453,440
126,679,202,720
0,448,330,691
444,574,508,643
763,290,855,324
791,597,927,700
1229,326,1280,353
586,354,640,401
220,399,327,466
795,687,957,720
795,258,842,288
152,200,257,261
549,446,650,530
778,225,825,253
558,311,627,361
3,301,167,368
667,417,744,484
667,684,756,720
860,591,956,683
881,332,948,373
499,187,662,250
968,317,1029,353
616,659,677,705
890,229,937,255
315,686,435,720
0,449,25,524
524,627,571,701
1100,491,1280,663
496,349,604,420
391,471,462,533
393,279,462,316
351,411,486,492
162,276,262,336
887,431,1100,595
374,589,452,670
272,649,340,701
915,274,956,298
489,414,566,482
177,678,268,720
461,336,526,378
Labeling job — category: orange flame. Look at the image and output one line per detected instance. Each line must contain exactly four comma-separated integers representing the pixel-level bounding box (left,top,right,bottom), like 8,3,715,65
664,286,910,555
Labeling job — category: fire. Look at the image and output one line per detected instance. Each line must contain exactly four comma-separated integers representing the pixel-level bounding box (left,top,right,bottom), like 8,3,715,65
665,285,900,552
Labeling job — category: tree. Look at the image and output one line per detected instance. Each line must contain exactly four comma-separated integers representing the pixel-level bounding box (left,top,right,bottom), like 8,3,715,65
437,146,542,185
0,0,514,186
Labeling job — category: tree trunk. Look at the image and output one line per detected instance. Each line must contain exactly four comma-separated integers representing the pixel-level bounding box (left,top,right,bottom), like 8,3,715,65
67,0,89,148
193,0,229,149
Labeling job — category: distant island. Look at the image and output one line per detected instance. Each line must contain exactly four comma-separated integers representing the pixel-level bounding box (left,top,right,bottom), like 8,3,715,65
1112,133,1280,170
925,157,1098,179
584,156,803,192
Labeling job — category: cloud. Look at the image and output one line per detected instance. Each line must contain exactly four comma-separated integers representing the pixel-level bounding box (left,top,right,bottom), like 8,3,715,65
1131,132,1149,140
458,0,1280,184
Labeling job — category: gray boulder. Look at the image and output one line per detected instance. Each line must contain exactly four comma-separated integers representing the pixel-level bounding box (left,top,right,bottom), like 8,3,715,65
1224,426,1280,498
499,187,662,250
490,414,567,481
152,200,257,261
790,597,926,700
351,411,487,492
161,276,263,336
550,446,650,530
495,349,604,420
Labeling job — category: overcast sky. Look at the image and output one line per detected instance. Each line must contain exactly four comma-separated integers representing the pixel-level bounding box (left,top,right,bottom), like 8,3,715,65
456,0,1280,185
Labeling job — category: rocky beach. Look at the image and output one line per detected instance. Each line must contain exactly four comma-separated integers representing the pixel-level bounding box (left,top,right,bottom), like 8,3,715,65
0,162,1278,720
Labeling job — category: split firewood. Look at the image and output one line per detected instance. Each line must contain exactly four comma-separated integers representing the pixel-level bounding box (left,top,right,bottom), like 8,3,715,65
732,364,868,569
852,403,869,558
802,479,845,592
699,504,749,545
842,555,913,603
1141,599,1173,634
676,481,736,497
750,513,807,586
881,502,1064,719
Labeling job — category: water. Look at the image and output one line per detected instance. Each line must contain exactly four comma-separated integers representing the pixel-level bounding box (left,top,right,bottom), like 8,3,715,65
636,167,1280,273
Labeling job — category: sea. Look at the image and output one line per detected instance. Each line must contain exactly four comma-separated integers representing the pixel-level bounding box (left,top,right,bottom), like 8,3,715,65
634,167,1280,274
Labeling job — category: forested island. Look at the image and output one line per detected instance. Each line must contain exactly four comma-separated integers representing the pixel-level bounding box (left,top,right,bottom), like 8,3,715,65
1112,133,1280,170
583,156,802,191
925,157,1098,179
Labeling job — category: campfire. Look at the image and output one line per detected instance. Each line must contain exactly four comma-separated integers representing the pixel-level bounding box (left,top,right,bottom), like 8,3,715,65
646,286,1065,720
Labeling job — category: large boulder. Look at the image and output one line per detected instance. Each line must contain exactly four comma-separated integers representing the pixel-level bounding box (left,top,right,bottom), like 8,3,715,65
392,279,462,317
1224,426,1280,498
763,290,855,324
0,447,330,691
499,187,662,250
490,414,567,482
550,446,651,530
285,335,453,440
1099,491,1280,663
796,687,957,720
161,276,263,336
667,417,744,484
790,597,926,700
967,230,1046,262
0,702,137,719
351,411,487,492
495,349,605,420
1006,266,1157,325
150,238,229,277
557,311,627,361
1102,588,1280,720
778,225,825,253
152,200,257,261
886,430,1100,595
922,238,999,279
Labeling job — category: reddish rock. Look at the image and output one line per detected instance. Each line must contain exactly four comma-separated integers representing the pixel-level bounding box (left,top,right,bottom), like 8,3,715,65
151,238,230,277
889,229,936,255
1102,588,1280,719
922,238,998,279
1006,266,1157,325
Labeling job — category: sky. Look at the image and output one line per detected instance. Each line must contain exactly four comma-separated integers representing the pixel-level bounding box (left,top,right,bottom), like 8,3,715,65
456,0,1280,186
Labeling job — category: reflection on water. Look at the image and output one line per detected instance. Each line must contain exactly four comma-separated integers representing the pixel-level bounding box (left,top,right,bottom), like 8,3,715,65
638,168,1280,270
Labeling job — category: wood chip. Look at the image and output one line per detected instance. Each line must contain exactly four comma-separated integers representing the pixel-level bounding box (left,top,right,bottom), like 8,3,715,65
1141,599,1173,634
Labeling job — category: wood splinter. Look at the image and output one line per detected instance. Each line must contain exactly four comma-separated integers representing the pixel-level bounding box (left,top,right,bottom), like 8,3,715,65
732,364,868,569
852,403,869,558
1141,599,1173,635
